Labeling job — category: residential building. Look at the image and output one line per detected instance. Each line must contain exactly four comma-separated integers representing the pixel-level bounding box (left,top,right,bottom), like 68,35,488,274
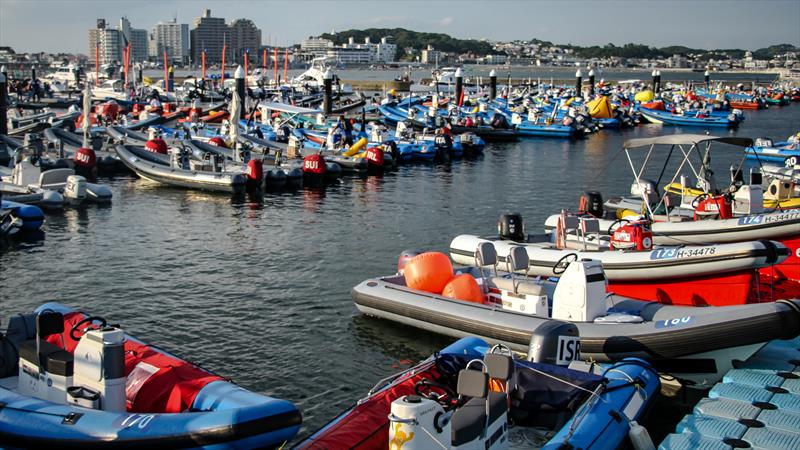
300,37,334,55
88,19,121,65
326,47,371,65
149,19,190,65
190,9,229,64
229,19,262,61
119,17,148,62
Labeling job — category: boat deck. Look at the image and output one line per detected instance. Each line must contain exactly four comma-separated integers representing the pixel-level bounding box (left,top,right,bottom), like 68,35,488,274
659,336,800,450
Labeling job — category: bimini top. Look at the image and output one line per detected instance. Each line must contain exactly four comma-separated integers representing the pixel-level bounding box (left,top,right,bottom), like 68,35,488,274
624,134,753,149
260,102,320,115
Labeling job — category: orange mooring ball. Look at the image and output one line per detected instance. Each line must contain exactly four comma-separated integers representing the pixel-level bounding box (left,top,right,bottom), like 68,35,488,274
442,274,484,303
403,252,454,294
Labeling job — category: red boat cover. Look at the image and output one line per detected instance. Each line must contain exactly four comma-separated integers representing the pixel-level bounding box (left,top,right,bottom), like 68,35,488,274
48,312,223,413
298,364,441,450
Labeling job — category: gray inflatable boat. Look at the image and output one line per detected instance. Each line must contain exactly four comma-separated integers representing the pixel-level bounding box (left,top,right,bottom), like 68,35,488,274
115,144,247,193
353,245,800,387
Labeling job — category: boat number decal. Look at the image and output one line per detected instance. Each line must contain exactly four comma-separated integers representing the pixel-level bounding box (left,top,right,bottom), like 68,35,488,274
121,414,155,429
650,247,715,260
739,211,800,226
655,316,693,329
556,336,580,365
739,215,764,225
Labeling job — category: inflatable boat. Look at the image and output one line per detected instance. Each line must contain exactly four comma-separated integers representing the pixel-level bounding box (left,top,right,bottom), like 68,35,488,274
639,107,737,127
0,302,302,449
353,249,800,386
449,229,791,306
115,144,250,193
44,127,124,173
296,337,659,450
0,200,42,231
547,135,800,286
745,136,800,164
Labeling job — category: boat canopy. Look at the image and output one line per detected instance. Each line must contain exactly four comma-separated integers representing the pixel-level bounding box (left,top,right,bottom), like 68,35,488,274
624,134,753,149
260,102,320,115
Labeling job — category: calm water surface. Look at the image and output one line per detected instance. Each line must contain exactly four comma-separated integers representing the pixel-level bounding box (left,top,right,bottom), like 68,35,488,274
1,103,798,441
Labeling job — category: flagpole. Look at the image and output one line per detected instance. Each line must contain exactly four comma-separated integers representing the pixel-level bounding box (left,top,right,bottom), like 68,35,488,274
95,43,99,87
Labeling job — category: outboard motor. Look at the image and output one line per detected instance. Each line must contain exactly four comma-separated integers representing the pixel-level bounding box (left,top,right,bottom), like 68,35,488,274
169,147,188,170
433,132,452,161
610,220,653,251
69,325,126,412
210,153,224,173
275,125,291,144
754,137,774,148
578,191,604,218
23,133,46,156
551,259,608,323
397,250,422,274
73,147,97,181
527,320,580,366
630,179,656,204
490,112,509,129
498,212,525,241
64,175,88,205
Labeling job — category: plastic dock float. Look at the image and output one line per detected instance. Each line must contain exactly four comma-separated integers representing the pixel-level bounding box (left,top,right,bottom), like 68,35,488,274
659,336,800,450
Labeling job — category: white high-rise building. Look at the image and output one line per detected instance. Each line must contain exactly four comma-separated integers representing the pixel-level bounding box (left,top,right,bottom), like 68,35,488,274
150,19,190,65
88,19,121,65
119,17,148,62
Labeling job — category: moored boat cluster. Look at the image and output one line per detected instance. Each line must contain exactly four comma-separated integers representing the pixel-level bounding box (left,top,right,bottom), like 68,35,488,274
2,60,800,449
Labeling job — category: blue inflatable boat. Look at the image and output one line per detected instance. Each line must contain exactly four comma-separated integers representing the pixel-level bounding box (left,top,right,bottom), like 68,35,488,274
0,302,301,449
745,137,800,164
0,200,44,231
639,107,737,128
296,336,659,449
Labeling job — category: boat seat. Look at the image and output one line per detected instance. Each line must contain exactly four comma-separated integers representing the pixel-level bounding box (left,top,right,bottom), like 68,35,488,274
18,340,73,377
487,277,545,296
18,311,73,377
475,241,497,267
451,369,508,446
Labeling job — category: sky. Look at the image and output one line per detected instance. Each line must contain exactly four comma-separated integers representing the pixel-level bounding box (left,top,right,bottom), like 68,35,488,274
1,0,798,54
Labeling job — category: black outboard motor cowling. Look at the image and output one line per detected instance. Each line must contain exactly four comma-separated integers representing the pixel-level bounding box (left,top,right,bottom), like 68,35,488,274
276,125,291,143
527,320,580,366
578,191,604,218
498,213,525,241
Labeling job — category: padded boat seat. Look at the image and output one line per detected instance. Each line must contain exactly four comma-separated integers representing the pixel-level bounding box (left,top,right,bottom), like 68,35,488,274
451,392,507,446
19,339,73,377
488,277,545,296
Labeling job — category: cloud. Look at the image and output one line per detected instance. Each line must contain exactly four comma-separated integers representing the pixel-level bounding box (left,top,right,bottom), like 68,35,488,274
439,16,455,26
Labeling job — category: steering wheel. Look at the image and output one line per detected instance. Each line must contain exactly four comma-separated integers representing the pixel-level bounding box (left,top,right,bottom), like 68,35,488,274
70,316,107,341
691,193,712,209
552,253,578,275
414,379,456,405
607,218,631,236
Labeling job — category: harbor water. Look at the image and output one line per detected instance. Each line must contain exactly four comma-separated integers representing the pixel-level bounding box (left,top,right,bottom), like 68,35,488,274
1,102,798,440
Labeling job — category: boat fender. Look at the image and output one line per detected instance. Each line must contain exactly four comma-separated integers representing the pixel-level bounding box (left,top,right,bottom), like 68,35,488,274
527,320,580,366
302,154,326,176
73,147,97,181
245,159,264,189
397,250,422,275
365,146,384,167
144,138,168,154
498,213,525,242
442,274,483,304
403,252,453,294
208,136,227,148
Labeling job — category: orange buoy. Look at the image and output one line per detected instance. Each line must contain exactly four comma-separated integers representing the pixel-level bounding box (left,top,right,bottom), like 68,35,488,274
442,274,484,304
403,252,453,294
